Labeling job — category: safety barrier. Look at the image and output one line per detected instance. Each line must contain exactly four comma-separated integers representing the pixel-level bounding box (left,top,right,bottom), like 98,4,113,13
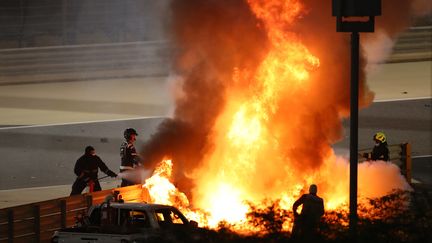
358,143,412,183
0,184,148,243
0,0,167,49
0,41,171,85
387,26,432,63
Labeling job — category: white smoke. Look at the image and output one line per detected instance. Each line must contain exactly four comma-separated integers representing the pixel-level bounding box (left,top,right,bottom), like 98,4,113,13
363,30,396,73
358,160,412,198
117,168,154,184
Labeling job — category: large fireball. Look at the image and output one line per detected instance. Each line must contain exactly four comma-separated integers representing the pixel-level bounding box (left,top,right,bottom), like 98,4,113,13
141,0,412,232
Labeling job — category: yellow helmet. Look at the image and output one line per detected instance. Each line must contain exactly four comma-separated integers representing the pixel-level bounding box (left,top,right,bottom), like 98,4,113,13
374,132,386,143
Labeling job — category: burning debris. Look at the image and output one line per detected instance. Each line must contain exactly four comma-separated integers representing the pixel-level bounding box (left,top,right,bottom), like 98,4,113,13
139,0,430,235
144,159,190,209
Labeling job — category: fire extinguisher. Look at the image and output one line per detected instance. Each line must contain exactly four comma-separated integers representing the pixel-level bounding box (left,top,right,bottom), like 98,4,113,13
88,179,95,193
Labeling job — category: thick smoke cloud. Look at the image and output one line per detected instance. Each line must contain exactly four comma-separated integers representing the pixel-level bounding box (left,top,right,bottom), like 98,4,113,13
142,0,430,197
141,0,268,194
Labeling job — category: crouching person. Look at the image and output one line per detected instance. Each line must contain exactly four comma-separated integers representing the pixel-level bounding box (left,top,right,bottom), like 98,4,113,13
292,184,325,242
70,146,117,195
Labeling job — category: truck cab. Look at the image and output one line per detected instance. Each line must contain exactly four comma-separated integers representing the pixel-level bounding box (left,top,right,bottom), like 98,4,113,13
52,202,202,243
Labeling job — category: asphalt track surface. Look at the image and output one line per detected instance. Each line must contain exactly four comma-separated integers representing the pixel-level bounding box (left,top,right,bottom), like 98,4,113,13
335,98,432,185
0,117,164,190
0,98,430,190
334,98,432,156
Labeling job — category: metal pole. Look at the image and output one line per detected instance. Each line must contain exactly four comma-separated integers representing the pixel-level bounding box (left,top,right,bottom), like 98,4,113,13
349,31,360,241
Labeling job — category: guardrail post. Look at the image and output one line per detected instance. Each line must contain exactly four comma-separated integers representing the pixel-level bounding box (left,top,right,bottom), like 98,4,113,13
33,205,40,243
86,195,93,209
7,209,13,243
405,143,412,184
60,200,67,229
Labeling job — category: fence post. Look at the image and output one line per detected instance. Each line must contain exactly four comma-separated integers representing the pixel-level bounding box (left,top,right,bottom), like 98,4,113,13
405,143,412,184
85,195,93,209
60,200,67,229
7,209,13,243
33,205,40,243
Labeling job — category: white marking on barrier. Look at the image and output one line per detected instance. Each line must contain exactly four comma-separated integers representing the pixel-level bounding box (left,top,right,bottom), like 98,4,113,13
412,155,432,159
0,180,120,193
0,116,168,130
373,96,431,103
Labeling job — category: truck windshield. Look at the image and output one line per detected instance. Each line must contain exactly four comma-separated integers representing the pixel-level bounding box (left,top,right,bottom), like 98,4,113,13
154,208,188,227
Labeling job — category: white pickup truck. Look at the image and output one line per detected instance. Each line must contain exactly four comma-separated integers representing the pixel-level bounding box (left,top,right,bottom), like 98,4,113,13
51,202,205,243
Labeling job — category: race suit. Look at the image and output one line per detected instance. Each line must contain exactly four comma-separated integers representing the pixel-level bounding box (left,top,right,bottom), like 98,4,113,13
120,141,141,187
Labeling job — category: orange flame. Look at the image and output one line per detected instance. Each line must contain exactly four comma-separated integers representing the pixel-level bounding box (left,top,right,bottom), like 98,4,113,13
143,159,189,209
142,0,410,232
190,0,322,228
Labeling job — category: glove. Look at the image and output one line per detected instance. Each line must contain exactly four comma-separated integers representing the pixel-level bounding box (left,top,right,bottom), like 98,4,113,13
107,170,117,178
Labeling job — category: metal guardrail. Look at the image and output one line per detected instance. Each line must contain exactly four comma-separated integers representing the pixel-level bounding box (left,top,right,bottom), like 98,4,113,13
0,185,148,243
0,41,171,85
0,0,429,60
0,0,166,49
358,143,412,183
387,26,432,63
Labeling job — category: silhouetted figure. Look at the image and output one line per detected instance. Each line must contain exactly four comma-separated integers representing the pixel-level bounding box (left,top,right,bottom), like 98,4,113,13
120,128,141,187
363,132,389,161
292,184,324,242
70,146,117,195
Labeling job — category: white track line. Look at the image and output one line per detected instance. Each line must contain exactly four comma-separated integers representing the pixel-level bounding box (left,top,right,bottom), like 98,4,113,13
0,116,168,130
0,180,119,193
412,155,432,159
0,98,429,129
0,184,73,192
373,96,431,103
